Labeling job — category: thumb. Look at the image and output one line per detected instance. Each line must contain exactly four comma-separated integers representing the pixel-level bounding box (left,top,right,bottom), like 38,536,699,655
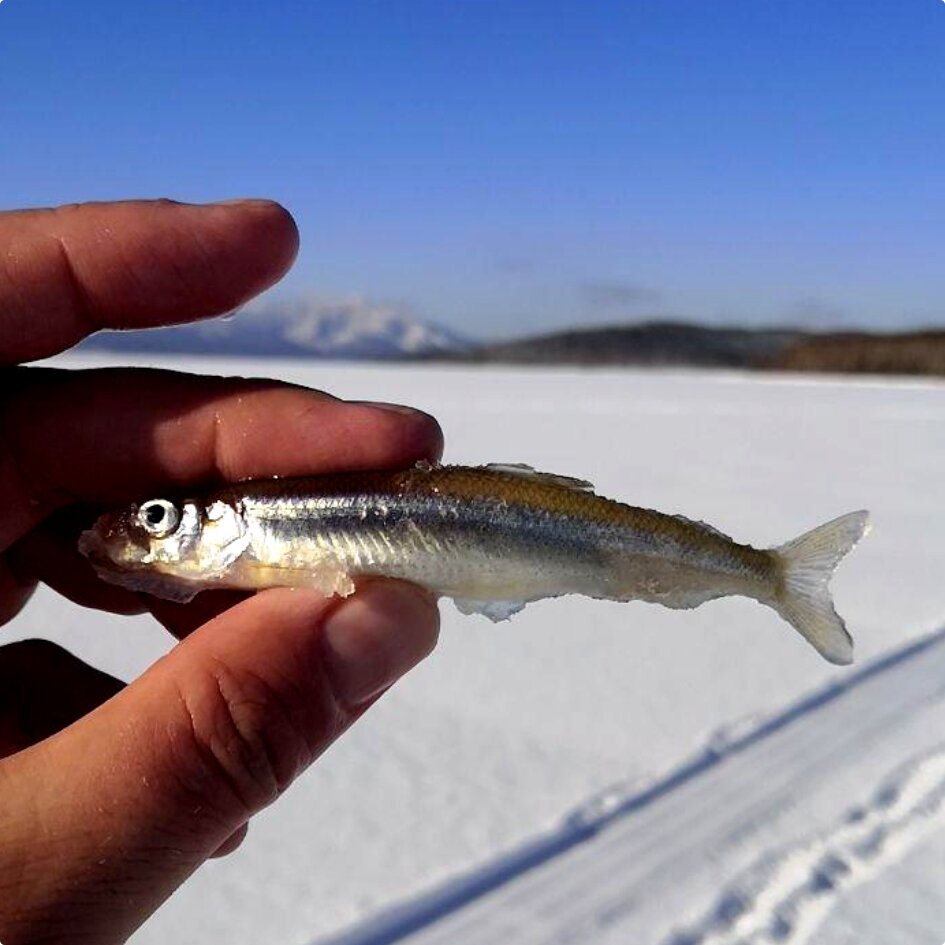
0,581,437,945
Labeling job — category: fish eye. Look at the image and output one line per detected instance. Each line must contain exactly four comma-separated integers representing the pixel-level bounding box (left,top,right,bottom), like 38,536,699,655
137,499,180,537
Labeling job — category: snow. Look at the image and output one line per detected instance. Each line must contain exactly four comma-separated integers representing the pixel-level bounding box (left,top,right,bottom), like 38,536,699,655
336,627,945,945
8,356,945,945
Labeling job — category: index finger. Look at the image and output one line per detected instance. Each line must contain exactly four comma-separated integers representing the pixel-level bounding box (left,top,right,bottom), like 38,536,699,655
0,367,444,550
0,199,299,364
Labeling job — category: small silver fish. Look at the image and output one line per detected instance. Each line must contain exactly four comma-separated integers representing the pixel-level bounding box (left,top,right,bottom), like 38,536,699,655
79,462,869,664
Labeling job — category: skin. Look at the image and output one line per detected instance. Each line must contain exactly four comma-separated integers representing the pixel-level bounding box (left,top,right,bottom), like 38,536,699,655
0,198,443,945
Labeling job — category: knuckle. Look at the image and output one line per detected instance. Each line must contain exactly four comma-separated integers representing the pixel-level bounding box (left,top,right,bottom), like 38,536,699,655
170,661,316,818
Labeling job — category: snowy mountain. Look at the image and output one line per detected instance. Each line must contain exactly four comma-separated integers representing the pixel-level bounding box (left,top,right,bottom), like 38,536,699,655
80,297,468,360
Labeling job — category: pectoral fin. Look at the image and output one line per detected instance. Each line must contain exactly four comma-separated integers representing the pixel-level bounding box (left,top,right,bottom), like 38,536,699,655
228,560,356,598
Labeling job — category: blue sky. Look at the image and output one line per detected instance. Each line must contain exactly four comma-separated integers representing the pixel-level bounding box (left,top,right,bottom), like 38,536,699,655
1,1,943,338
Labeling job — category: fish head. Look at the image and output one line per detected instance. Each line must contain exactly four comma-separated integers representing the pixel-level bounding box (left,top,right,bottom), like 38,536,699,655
79,496,249,598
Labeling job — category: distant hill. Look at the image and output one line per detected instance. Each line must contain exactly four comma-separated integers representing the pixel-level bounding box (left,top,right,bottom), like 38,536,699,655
425,322,945,376
80,304,945,377
81,298,468,360
769,330,945,377
440,321,805,368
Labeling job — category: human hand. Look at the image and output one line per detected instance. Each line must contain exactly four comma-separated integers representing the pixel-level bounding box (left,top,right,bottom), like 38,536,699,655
0,199,442,944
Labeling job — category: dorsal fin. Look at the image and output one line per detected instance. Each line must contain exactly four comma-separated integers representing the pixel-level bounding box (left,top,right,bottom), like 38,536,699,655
481,463,596,493
672,513,733,542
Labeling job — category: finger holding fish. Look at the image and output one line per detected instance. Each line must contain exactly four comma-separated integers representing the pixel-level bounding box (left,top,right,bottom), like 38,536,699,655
0,367,443,550
0,370,442,630
0,198,450,941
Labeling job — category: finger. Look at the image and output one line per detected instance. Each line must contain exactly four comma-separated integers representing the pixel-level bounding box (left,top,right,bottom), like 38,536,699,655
1,368,443,547
143,575,419,643
0,581,438,943
0,199,298,364
0,553,37,627
147,590,252,640
0,639,124,759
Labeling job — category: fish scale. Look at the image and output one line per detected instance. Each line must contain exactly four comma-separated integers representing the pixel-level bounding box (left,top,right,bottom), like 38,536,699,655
79,462,869,665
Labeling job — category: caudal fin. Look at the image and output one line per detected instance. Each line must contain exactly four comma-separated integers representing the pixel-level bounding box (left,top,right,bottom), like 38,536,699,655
770,511,870,665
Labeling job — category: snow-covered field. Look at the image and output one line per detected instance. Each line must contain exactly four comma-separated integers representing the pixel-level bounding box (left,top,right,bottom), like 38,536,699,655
9,356,945,945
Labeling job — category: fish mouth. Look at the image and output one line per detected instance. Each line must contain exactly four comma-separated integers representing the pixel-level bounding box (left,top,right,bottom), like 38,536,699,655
77,525,106,563
78,510,150,575
78,526,134,578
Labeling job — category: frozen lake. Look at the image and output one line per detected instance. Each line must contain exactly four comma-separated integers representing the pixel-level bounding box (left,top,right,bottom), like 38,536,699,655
10,356,945,944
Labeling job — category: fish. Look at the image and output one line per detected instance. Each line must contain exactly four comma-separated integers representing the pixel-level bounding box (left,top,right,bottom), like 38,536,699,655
79,462,869,664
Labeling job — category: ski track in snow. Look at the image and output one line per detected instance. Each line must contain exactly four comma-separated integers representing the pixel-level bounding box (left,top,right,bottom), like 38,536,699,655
317,625,945,945
662,748,945,945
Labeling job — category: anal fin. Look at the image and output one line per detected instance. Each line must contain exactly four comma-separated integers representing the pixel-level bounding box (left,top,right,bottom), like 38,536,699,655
452,597,529,622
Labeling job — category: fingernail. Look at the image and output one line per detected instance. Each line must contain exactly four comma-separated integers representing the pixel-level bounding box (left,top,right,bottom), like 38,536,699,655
321,581,439,706
349,400,422,416
211,198,277,208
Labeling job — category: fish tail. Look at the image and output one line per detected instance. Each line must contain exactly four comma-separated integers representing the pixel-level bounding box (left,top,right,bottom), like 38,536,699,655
768,510,870,665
